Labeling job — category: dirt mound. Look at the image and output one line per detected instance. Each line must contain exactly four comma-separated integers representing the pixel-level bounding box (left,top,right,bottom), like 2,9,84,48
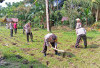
56,57,63,61
12,43,17,45
20,48,31,52
21,48,39,52
30,54,34,56
47,53,54,57
22,60,29,64
15,55,22,59
46,61,49,66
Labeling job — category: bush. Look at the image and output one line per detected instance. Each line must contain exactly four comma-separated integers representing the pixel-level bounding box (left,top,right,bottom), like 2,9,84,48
92,21,100,29
17,21,24,29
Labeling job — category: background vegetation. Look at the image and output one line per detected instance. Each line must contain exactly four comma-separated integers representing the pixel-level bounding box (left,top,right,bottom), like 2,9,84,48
0,0,100,29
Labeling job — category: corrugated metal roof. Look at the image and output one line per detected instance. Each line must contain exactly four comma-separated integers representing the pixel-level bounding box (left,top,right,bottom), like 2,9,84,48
61,17,68,21
6,18,18,22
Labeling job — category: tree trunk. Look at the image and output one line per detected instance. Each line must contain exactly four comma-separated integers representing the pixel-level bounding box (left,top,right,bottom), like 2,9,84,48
96,6,99,22
45,0,50,32
86,18,88,26
57,0,58,10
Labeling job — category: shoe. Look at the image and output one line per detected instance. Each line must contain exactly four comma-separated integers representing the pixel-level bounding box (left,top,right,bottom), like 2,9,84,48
75,46,78,48
55,52,60,56
44,53,46,57
55,52,58,55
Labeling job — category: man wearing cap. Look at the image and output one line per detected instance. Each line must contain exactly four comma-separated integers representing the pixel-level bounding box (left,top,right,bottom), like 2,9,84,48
76,18,82,29
75,27,87,48
23,22,33,42
9,21,13,37
42,33,58,56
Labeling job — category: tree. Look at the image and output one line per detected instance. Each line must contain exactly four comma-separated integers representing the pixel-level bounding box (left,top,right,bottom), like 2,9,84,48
83,7,92,26
92,0,100,22
45,0,50,31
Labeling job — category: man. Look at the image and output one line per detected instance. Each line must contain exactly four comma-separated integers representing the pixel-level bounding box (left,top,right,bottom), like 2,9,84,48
23,22,33,42
75,27,87,48
9,21,13,37
76,18,82,29
13,22,17,34
42,33,58,56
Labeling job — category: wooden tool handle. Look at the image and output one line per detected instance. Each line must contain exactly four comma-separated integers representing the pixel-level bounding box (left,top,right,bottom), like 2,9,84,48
51,47,65,52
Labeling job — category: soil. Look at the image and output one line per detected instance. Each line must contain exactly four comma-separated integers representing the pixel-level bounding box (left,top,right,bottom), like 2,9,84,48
22,60,29,64
56,57,63,61
12,43,17,45
47,53,54,57
30,54,35,56
20,48,31,52
15,55,22,59
46,61,49,66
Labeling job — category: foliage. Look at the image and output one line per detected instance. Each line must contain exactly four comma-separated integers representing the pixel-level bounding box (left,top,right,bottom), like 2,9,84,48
92,0,100,5
92,0,100,22
60,0,94,28
92,21,100,29
0,0,98,29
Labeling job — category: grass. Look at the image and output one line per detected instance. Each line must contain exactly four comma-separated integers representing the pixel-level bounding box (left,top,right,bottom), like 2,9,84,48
0,26,100,68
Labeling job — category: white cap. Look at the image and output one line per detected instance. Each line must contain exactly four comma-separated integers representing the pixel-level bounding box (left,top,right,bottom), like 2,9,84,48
76,18,80,21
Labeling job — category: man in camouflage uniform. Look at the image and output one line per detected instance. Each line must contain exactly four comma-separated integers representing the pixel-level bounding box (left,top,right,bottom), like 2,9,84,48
42,33,58,56
23,22,33,42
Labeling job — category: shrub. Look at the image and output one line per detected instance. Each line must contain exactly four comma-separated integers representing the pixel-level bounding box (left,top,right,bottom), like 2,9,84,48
92,21,100,29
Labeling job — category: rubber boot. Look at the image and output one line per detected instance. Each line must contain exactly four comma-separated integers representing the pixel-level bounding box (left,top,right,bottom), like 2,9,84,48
55,51,58,55
44,53,46,57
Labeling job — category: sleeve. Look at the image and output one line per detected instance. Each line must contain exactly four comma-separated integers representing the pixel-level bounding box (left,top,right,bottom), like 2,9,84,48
45,39,49,46
76,29,78,35
55,42,57,46
80,23,82,27
84,28,86,34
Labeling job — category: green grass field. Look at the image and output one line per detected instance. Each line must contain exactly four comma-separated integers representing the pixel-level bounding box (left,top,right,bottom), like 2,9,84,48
0,26,100,68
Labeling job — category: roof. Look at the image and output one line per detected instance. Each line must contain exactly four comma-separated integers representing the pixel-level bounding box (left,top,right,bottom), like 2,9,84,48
6,18,12,22
61,17,68,21
6,18,18,22
11,18,18,22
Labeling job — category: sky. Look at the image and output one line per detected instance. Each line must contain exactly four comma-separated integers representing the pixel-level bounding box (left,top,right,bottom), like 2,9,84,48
53,0,61,6
0,0,24,7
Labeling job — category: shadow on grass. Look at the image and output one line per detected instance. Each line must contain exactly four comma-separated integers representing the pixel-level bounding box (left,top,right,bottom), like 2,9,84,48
87,37,93,40
88,44,99,48
0,54,48,68
59,52,75,58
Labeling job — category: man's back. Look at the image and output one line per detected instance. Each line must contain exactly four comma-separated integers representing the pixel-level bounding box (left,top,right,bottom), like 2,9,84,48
24,23,31,33
9,23,13,29
76,28,86,36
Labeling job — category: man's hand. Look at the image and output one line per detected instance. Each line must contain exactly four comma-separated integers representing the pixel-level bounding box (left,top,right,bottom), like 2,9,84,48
55,46,57,49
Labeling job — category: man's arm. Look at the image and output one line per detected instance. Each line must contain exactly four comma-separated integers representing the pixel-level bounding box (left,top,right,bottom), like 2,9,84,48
45,39,50,46
55,42,57,49
84,28,86,34
76,29,78,35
